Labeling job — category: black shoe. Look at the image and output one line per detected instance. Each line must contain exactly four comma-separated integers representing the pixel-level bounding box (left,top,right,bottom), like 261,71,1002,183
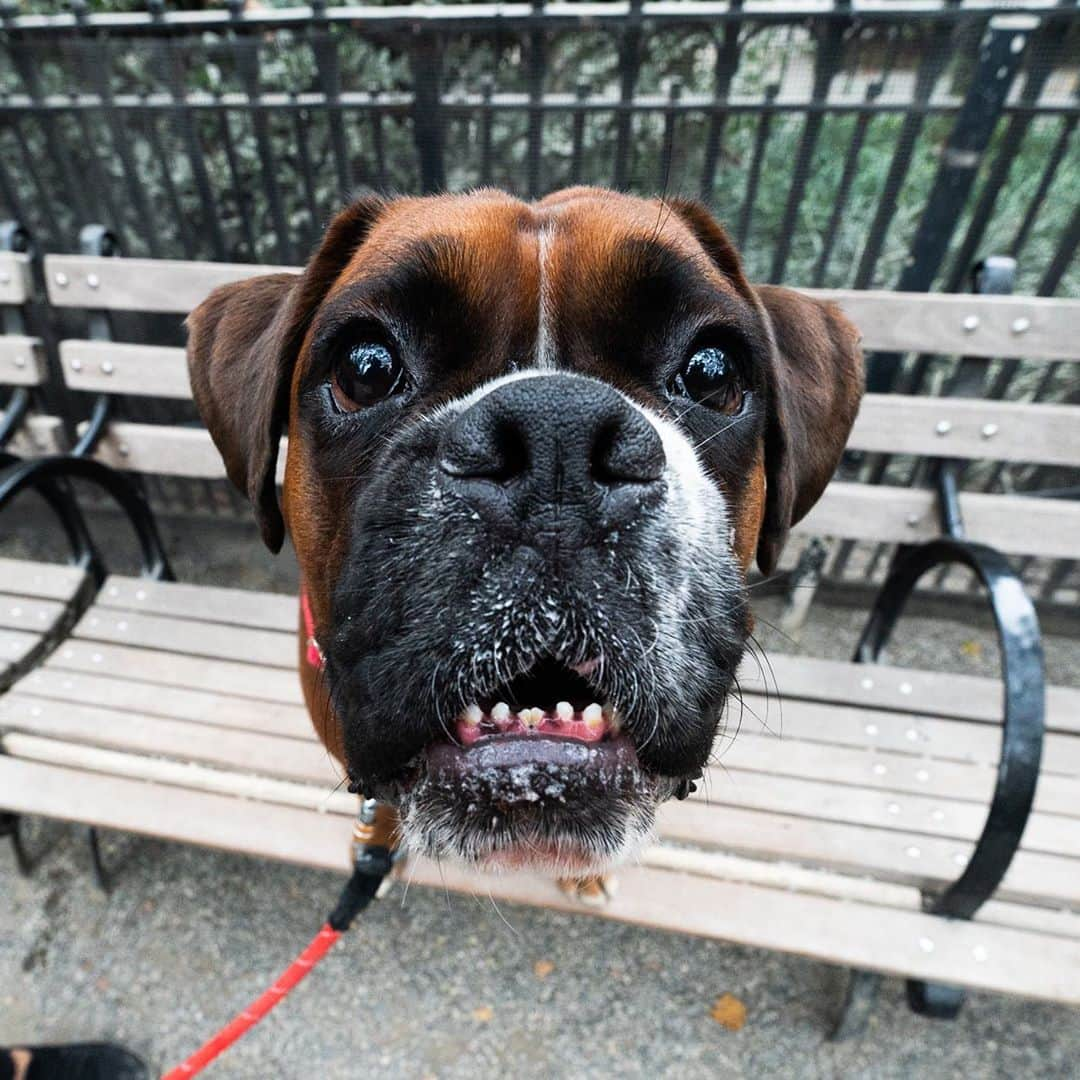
3,1043,147,1080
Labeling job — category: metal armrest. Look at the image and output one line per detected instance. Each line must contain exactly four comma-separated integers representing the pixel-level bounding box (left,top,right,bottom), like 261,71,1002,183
0,454,173,581
855,537,1044,1017
856,537,1044,917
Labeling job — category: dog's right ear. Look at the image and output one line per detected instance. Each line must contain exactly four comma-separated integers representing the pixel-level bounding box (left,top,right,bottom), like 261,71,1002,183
187,195,385,552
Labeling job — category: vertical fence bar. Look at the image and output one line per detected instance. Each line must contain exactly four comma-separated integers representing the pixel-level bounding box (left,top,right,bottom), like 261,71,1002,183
410,29,446,193
735,82,778,248
71,2,162,257
227,0,292,265
943,8,1069,292
1010,108,1077,261
698,3,742,205
310,0,352,202
612,0,644,190
657,78,682,192
852,15,959,290
141,113,197,259
479,76,495,187
216,109,258,261
369,89,388,192
150,11,226,260
526,1,546,199
769,12,847,283
569,80,588,186
881,17,1032,396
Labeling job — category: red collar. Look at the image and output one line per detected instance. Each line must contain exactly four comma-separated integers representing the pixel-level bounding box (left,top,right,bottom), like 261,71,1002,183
300,587,325,671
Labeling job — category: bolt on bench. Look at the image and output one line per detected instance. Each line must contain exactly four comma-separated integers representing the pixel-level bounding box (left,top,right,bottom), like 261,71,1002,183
1,238,1079,1031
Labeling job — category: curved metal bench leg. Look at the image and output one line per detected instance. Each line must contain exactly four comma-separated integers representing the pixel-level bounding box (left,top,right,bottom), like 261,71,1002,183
830,969,881,1040
906,977,965,1020
855,537,1044,1022
0,810,32,876
86,826,113,894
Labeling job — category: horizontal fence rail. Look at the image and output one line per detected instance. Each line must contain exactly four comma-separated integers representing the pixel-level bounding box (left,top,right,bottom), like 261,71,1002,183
0,0,1078,606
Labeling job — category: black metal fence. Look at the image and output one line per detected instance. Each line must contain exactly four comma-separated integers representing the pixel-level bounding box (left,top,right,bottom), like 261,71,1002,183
1,1,1078,602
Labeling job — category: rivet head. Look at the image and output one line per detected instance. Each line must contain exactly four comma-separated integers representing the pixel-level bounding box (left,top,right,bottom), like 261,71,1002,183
0,271,10,285
918,936,935,953
54,271,69,287
906,728,920,742
935,420,952,436
1011,316,1030,334
70,357,83,371
118,442,130,457
962,314,979,332
872,763,887,776
906,514,921,528
13,355,26,368
860,677,874,690
931,809,945,822
864,723,879,737
899,681,913,695
916,769,930,782
906,845,921,859
981,422,999,438
887,802,901,815
972,945,988,963
101,360,115,375
86,272,100,289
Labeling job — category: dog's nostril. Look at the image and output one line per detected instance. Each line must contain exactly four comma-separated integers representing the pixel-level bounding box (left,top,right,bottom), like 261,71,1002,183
592,416,666,486
439,414,529,484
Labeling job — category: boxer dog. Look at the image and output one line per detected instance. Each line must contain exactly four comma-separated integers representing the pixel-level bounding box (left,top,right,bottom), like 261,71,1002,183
187,188,862,890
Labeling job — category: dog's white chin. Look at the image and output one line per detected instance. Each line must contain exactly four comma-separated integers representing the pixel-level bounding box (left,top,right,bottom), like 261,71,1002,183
396,800,657,877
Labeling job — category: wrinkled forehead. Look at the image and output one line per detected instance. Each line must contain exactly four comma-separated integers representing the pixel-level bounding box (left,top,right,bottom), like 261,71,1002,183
330,191,734,304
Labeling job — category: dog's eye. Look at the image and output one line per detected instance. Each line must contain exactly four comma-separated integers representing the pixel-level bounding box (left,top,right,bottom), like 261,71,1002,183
670,345,743,414
331,340,405,411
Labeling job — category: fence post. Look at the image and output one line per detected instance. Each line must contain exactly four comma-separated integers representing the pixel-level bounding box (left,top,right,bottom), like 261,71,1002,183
409,29,446,194
612,0,644,190
526,0,546,199
868,14,1034,394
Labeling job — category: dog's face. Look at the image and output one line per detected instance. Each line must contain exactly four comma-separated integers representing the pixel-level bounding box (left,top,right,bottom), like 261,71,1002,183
188,188,862,874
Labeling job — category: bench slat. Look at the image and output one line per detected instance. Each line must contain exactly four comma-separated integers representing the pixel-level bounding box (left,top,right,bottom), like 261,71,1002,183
797,482,1080,561
0,252,33,305
98,575,296,632
736,652,1080,737
1,753,1077,1004
0,593,65,633
15,666,311,739
45,639,304,705
74,607,296,669
43,254,1080,361
849,395,1080,466
0,694,341,788
60,340,191,399
0,559,86,601
0,336,46,387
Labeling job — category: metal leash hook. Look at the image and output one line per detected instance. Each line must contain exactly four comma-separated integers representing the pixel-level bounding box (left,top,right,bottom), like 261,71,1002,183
161,800,397,1079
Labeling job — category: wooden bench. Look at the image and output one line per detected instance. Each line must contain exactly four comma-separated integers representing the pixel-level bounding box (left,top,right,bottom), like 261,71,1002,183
1,239,1079,1030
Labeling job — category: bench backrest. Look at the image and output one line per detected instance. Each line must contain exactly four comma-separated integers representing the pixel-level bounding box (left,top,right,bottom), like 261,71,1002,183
34,253,1080,564
0,251,46,392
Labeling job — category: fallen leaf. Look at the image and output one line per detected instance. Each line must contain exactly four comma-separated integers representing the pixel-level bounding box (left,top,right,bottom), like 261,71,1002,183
533,959,555,980
472,1005,494,1023
960,639,982,659
710,992,747,1032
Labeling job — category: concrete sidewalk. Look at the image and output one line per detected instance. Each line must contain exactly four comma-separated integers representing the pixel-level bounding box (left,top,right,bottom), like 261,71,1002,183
2,512,1078,1077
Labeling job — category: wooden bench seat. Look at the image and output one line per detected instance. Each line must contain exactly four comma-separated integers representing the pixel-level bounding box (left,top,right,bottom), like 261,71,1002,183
2,575,1078,1007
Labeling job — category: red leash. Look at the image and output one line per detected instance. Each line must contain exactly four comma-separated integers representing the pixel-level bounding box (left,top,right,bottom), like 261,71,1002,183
161,804,392,1078
161,924,343,1079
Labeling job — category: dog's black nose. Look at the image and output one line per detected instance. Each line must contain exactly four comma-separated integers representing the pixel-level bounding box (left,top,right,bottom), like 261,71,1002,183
438,374,665,532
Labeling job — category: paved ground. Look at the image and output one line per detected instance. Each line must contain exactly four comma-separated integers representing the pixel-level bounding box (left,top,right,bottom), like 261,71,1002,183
2,509,1078,1078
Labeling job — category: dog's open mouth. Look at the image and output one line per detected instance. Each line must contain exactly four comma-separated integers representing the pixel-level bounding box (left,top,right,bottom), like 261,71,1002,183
423,656,649,805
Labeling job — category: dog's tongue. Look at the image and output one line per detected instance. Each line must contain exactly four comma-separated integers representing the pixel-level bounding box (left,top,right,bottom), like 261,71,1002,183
454,703,615,747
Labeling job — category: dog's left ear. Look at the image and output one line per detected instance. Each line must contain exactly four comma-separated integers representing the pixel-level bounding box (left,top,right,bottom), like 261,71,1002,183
666,198,864,576
753,285,863,575
187,195,386,552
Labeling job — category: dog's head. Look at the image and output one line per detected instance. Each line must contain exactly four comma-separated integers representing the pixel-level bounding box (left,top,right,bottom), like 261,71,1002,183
188,188,862,873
